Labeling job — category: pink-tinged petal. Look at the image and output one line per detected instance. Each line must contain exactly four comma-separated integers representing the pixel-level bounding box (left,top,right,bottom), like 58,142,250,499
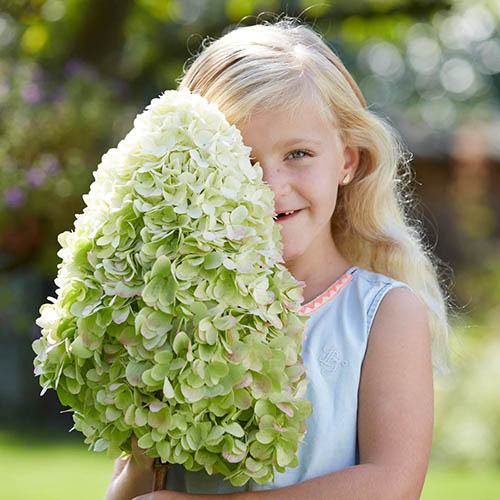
277,403,294,417
222,450,245,463
149,401,166,412
273,423,287,432
233,373,252,389
109,383,122,391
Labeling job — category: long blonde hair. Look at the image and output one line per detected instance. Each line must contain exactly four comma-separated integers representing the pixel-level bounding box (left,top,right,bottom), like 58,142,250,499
178,18,451,372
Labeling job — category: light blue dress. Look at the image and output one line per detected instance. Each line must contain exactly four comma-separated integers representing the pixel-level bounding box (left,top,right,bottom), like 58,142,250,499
166,266,407,493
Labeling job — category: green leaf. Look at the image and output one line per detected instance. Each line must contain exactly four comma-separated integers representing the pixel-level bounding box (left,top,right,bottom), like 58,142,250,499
195,448,218,466
255,429,275,445
151,363,169,382
119,326,139,347
207,361,229,380
276,439,296,467
213,315,238,330
124,404,136,425
250,372,272,395
125,362,148,387
154,350,173,364
249,441,272,460
148,407,171,429
186,425,202,450
245,456,263,473
134,407,148,427
142,369,159,387
151,255,172,278
180,384,205,403
233,389,252,410
137,432,154,449
176,260,199,280
229,472,250,487
70,336,93,359
206,425,225,445
156,441,171,462
162,377,175,399
94,438,109,452
224,422,244,438
173,331,190,355
105,406,121,422
204,251,224,270
230,205,248,225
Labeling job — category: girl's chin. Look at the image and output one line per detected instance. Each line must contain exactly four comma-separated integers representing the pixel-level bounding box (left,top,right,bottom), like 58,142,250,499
281,247,301,266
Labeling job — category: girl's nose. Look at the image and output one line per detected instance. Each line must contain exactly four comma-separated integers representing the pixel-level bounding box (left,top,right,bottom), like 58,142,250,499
260,162,292,198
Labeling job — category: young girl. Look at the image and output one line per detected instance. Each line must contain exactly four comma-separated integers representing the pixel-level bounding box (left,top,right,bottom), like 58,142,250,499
106,18,450,500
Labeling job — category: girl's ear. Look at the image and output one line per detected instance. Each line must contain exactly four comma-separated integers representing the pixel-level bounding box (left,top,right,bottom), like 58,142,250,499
340,144,360,185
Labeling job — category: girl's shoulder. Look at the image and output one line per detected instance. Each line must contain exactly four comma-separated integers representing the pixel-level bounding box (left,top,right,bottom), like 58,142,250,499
302,266,419,343
350,266,422,331
349,266,409,291
301,266,408,318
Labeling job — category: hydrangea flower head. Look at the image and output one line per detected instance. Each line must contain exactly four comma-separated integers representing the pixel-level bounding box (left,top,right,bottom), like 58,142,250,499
33,89,311,486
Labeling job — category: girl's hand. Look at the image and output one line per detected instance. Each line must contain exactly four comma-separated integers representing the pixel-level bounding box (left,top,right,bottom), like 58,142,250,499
129,434,155,472
105,434,155,500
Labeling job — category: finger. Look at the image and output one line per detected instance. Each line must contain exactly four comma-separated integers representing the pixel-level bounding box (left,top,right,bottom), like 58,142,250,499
130,433,154,469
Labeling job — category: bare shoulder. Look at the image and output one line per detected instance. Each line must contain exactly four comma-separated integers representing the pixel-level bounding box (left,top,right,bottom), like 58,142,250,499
362,285,432,396
357,286,434,496
374,285,429,332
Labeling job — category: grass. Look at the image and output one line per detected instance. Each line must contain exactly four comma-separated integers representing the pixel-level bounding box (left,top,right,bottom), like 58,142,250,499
0,432,113,500
421,465,500,500
1,432,500,500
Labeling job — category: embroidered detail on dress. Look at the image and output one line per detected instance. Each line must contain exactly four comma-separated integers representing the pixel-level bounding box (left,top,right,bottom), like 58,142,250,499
319,346,349,374
300,273,353,316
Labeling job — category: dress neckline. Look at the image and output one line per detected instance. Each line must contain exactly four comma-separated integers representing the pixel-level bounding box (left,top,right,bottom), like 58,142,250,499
299,266,358,316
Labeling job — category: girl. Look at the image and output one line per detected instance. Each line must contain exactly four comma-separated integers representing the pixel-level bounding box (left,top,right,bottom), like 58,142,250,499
106,17,450,500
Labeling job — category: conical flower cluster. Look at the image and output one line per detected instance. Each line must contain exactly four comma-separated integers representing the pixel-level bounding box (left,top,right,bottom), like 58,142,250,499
33,89,311,486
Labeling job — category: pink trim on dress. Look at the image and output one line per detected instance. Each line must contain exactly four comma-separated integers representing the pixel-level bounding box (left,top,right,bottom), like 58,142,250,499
299,273,353,316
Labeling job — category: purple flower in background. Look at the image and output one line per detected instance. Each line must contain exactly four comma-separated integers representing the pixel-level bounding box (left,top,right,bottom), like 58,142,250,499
40,154,61,175
27,167,46,187
21,82,42,104
4,187,26,208
64,58,85,78
32,65,47,83
64,58,98,81
0,80,9,102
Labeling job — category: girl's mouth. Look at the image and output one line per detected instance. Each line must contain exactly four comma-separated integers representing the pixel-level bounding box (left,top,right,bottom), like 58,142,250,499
276,209,302,221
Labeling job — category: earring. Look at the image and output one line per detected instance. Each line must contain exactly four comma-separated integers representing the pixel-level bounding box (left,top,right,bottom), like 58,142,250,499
342,174,351,185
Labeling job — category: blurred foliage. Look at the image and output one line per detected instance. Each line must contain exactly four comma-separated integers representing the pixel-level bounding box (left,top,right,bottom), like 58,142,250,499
0,0,499,279
1,0,499,278
433,322,500,466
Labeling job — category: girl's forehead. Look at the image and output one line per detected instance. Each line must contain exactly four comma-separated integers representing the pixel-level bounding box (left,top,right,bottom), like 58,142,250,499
242,100,335,129
236,105,341,148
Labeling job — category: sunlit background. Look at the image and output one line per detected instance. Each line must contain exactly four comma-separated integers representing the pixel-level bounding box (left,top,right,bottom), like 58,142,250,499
1,1,499,499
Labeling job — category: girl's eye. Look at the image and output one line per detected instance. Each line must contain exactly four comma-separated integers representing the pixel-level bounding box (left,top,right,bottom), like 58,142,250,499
287,150,310,160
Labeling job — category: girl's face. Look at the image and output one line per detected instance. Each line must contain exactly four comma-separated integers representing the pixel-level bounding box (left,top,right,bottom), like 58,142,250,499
237,103,358,267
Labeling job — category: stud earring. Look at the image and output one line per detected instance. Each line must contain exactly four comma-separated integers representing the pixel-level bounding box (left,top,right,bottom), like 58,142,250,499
342,174,351,185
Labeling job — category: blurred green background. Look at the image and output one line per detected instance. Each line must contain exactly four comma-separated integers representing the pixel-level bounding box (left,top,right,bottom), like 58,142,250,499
1,0,499,499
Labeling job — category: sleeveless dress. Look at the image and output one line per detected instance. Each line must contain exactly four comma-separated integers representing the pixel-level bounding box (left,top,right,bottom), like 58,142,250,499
165,266,407,493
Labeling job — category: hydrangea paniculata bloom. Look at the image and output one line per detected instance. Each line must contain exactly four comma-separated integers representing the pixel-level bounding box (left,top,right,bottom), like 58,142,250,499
33,89,311,487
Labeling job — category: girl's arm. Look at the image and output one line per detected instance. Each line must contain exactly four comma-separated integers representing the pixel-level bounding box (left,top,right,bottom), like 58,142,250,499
136,286,434,500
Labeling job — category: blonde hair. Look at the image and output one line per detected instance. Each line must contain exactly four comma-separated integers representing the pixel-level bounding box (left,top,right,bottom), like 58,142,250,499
179,18,451,372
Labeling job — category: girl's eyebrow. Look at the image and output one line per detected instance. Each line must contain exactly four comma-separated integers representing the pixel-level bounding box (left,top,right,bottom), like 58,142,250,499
274,138,322,148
